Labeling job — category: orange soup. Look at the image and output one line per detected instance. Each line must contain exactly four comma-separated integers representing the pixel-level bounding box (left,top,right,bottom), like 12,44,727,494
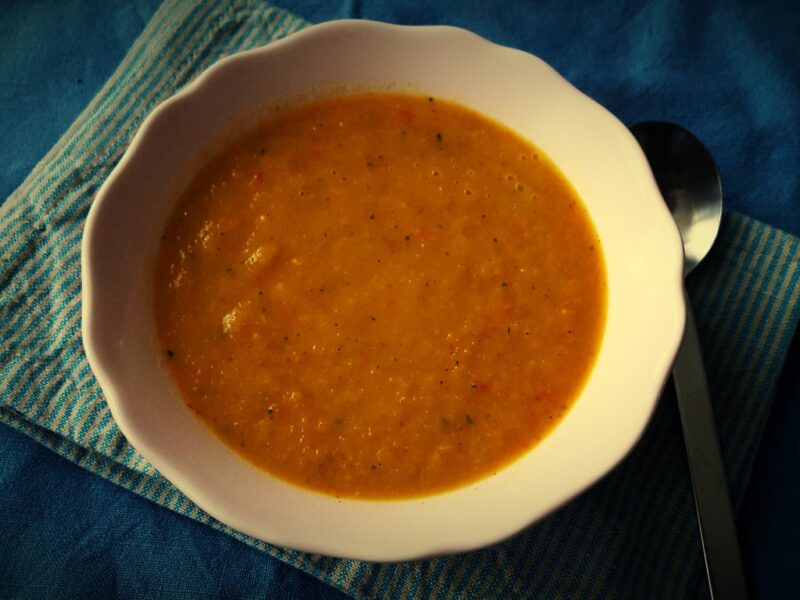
154,93,606,499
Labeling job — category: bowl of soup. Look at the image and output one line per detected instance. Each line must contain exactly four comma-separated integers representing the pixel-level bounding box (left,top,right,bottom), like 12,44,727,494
82,20,685,561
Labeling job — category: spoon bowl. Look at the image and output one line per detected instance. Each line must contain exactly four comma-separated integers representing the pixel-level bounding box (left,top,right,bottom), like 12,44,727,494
630,122,722,274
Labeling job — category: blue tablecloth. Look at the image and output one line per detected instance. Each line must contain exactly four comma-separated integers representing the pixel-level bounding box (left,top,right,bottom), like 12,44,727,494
2,1,798,598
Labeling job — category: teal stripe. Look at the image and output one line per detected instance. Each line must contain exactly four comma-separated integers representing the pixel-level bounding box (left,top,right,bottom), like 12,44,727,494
92,410,120,452
76,403,113,448
2,256,77,357
714,232,788,402
743,245,800,405
13,347,74,417
131,450,151,474
350,554,385,598
397,564,423,598
725,239,800,493
4,339,50,411
695,216,758,333
45,362,95,433
714,226,784,370
66,393,104,442
713,234,786,411
101,431,130,465
161,482,182,511
51,366,98,435
694,213,748,324
381,567,410,598
333,561,364,592
26,363,85,428
703,224,770,360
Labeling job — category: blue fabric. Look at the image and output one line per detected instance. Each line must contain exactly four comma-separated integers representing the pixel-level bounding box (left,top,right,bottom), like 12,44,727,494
1,1,799,599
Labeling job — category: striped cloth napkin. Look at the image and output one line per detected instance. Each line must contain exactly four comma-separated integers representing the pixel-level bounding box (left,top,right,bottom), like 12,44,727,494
2,1,799,598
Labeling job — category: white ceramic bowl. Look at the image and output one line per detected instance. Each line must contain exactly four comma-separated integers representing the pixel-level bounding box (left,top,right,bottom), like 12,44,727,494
82,20,685,561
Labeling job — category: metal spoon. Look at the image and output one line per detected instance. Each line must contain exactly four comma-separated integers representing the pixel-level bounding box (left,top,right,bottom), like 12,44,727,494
630,121,749,600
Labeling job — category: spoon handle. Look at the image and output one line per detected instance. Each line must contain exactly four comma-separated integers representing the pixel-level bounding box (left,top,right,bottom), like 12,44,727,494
673,291,749,600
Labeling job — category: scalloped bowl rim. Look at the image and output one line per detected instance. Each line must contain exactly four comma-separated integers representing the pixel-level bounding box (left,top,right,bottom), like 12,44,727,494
82,20,685,561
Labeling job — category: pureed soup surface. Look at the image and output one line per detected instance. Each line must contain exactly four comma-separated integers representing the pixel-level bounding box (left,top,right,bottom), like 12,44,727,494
155,93,606,499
